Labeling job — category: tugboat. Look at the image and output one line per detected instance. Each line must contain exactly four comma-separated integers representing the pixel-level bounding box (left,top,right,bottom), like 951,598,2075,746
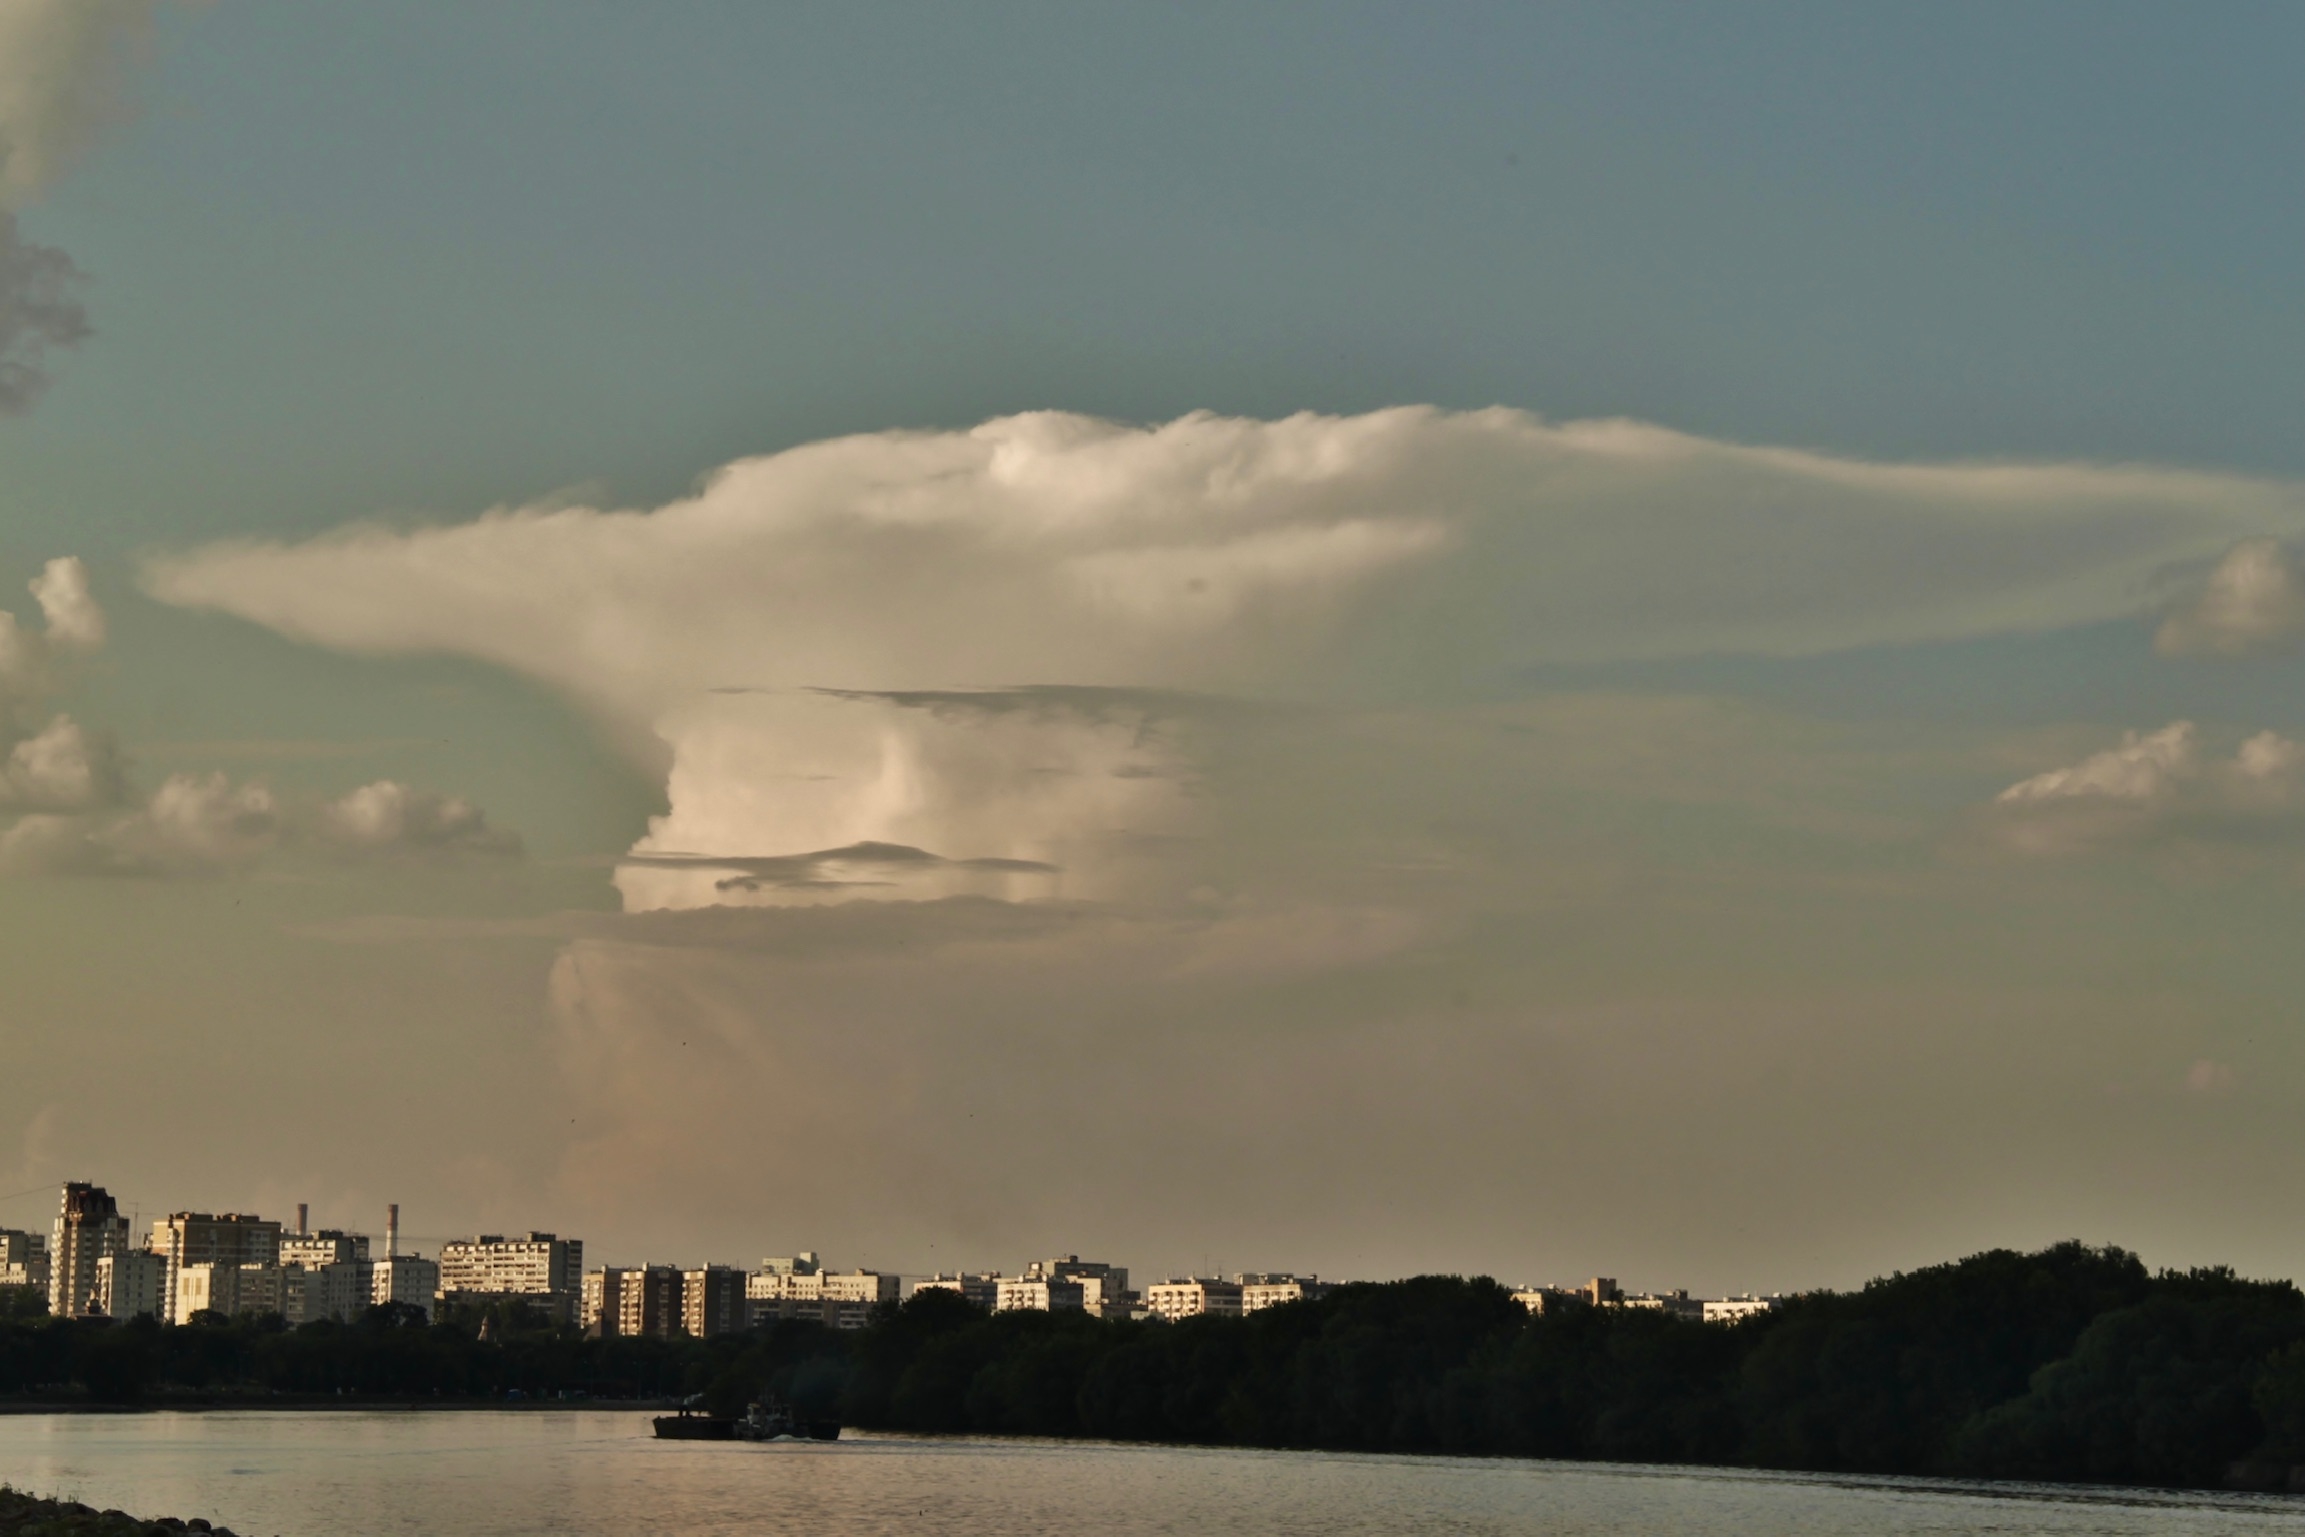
734,1397,842,1442
652,1396,736,1440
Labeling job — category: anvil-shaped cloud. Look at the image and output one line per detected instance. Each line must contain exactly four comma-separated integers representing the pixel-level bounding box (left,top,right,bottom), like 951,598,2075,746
145,408,2305,908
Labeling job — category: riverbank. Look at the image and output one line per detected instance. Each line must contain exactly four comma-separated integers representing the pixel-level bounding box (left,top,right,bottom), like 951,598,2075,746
0,1487,245,1536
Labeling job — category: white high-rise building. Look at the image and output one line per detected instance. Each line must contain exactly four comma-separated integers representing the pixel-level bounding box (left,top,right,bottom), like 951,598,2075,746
1238,1274,1331,1313
94,1250,166,1320
372,1254,440,1319
176,1262,286,1321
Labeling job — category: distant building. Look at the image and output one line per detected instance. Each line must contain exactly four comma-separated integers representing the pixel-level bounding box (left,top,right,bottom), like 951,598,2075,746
0,1228,48,1299
1609,1289,1705,1322
1702,1295,1783,1324
996,1274,1085,1312
279,1230,370,1269
176,1262,286,1321
372,1254,440,1319
292,1260,372,1325
149,1212,283,1324
1145,1278,1242,1321
94,1250,166,1320
585,1265,683,1338
439,1232,584,1299
1585,1277,1622,1306
682,1266,747,1338
909,1273,1003,1309
50,1183,131,1317
748,1260,896,1330
1509,1286,1588,1316
1039,1257,1134,1317
1237,1274,1331,1313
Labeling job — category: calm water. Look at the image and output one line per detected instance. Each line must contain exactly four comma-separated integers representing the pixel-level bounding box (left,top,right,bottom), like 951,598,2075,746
3,1411,2302,1537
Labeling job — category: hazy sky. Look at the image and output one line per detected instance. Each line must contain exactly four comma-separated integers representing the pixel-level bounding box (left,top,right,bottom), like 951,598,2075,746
4,2,2304,1295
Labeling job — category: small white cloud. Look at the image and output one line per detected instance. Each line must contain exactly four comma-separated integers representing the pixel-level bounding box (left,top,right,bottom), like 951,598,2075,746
0,713,121,810
2156,538,2305,658
1996,722,2196,806
28,555,103,651
316,779,522,858
1988,721,2305,858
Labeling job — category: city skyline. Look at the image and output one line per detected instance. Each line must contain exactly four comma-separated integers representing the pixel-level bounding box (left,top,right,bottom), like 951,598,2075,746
4,4,2305,1298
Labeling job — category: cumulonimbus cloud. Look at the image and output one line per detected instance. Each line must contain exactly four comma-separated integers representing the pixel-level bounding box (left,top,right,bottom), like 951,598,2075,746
143,408,2305,908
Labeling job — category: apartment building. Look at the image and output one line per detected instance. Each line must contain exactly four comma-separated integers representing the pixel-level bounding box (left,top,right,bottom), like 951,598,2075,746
279,1230,370,1269
995,1274,1085,1312
176,1262,286,1320
1509,1286,1589,1316
150,1212,283,1324
50,1183,130,1318
439,1232,583,1298
94,1250,166,1320
910,1273,1003,1308
0,1229,48,1298
681,1265,747,1339
372,1254,440,1320
748,1257,896,1329
1702,1295,1784,1324
1238,1274,1331,1313
1145,1277,1242,1321
583,1265,684,1338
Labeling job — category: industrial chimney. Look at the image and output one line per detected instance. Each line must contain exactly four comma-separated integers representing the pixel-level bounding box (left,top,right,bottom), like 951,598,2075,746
296,1203,308,1237
387,1203,399,1258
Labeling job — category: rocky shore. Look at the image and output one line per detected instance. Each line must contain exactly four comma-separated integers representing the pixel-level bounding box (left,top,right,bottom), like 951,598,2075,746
0,1488,247,1536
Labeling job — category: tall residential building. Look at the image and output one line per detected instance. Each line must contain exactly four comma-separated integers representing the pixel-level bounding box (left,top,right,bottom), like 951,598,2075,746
372,1254,440,1320
149,1212,283,1324
50,1183,130,1317
280,1230,370,1269
94,1251,166,1320
909,1273,1003,1309
1145,1278,1243,1321
176,1262,286,1321
1041,1257,1131,1316
0,1229,49,1298
280,1260,372,1325
438,1232,583,1299
681,1266,747,1338
1238,1274,1332,1313
583,1266,683,1338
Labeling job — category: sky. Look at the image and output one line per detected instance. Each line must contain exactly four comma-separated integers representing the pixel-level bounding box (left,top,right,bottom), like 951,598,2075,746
3,1,2304,1295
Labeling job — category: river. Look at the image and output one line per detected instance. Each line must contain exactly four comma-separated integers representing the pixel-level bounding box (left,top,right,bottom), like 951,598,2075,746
2,1410,2301,1536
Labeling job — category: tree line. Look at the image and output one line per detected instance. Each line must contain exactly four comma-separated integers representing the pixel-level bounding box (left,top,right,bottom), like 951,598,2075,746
9,1242,2305,1489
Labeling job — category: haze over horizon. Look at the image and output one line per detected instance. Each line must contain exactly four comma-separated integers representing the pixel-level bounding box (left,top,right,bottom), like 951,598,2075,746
4,1,2304,1299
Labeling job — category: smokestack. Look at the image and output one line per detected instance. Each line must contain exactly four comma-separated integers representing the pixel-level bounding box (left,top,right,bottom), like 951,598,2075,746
387,1204,399,1259
296,1203,308,1236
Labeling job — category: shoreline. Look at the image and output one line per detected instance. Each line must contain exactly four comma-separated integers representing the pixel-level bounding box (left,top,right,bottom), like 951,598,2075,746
0,1487,244,1535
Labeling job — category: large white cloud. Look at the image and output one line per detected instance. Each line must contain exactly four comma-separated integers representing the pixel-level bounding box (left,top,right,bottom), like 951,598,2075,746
146,408,2305,908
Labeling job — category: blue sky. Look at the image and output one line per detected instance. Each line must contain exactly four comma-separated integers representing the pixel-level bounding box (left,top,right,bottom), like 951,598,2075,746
3,2,2304,1287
